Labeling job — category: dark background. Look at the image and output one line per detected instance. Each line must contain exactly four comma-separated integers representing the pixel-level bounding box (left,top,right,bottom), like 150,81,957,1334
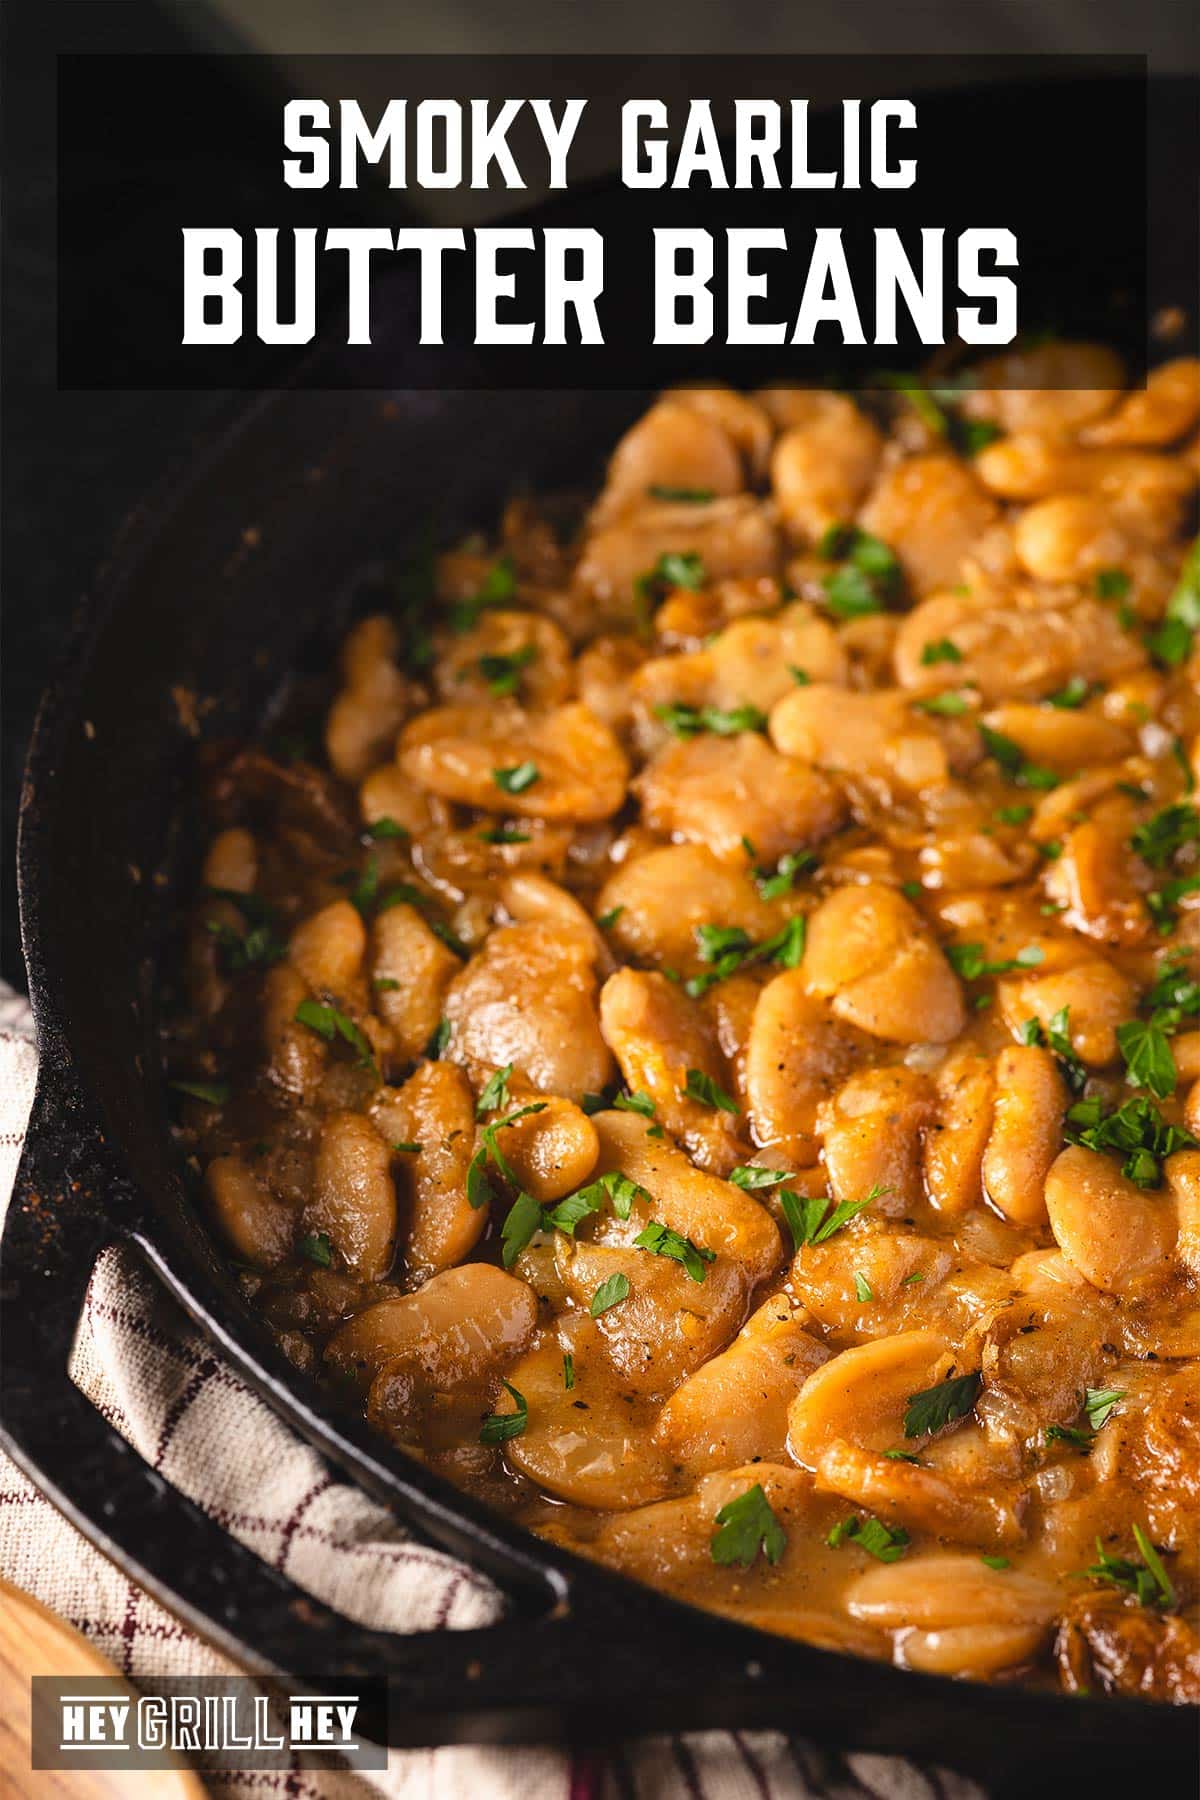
4,0,1199,989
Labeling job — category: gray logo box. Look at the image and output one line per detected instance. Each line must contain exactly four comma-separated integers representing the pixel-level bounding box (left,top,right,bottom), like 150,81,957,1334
31,1675,388,1771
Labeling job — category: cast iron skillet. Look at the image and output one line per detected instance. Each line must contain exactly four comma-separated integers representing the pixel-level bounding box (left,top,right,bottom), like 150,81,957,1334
4,78,1200,1794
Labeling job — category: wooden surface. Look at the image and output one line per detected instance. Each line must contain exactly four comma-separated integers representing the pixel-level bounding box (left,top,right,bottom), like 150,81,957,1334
0,1576,206,1798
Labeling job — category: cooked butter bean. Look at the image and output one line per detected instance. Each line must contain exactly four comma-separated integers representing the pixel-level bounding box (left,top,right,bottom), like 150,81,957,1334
443,923,613,1100
745,970,863,1166
399,701,629,821
804,884,965,1045
371,903,461,1062
981,1046,1065,1227
207,1155,295,1268
600,968,743,1174
371,1063,481,1281
1045,1146,1178,1293
290,900,366,999
308,1111,397,1280
770,397,883,543
326,1263,538,1389
636,732,844,866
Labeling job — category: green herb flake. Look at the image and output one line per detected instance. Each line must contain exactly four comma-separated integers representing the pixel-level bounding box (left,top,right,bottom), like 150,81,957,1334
298,1231,333,1268
981,1555,1011,1571
903,1370,982,1440
562,1352,575,1390
979,723,1060,791
947,942,1044,981
426,1017,451,1060
451,556,516,633
1082,1527,1176,1610
634,1219,716,1283
590,1271,631,1317
613,1089,656,1118
920,638,964,667
680,1068,740,1114
479,644,538,698
1095,568,1131,601
365,815,409,841
827,1514,909,1563
1046,1423,1093,1451
853,1272,874,1303
1064,1093,1196,1187
1084,1387,1127,1431
648,484,716,503
480,825,532,844
171,1078,230,1106
293,999,377,1074
655,701,768,739
780,1184,887,1251
1046,676,1092,710
479,1380,528,1444
730,1165,793,1191
597,905,625,929
913,691,972,718
1117,1018,1177,1100
476,1063,514,1116
711,1483,787,1569
493,761,540,795
499,1191,543,1268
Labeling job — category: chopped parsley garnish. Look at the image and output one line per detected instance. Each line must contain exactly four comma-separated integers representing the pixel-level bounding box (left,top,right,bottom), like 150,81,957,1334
710,1483,787,1568
780,1184,888,1251
1084,1387,1126,1430
788,664,811,686
298,1231,333,1267
373,975,401,992
903,1370,982,1439
685,915,805,998
466,1102,548,1209
1082,1527,1176,1609
853,1272,874,1303
749,846,818,900
293,1000,377,1074
655,701,768,738
1046,675,1092,710
1046,1423,1093,1451
492,761,540,795
479,644,537,697
205,905,287,971
597,905,624,930
499,1191,543,1267
981,1555,1011,1571
978,723,1059,790
171,1078,230,1106
1146,876,1200,935
1017,1006,1087,1095
648,484,716,503
1145,536,1200,668
634,1219,716,1283
1116,1018,1177,1100
1095,568,1131,601
1131,803,1200,870
827,1514,909,1563
450,556,516,633
680,1068,740,1113
920,638,964,666
613,1089,656,1118
947,942,1044,981
633,551,706,628
1064,1093,1196,1188
994,804,1033,825
1145,956,1200,1029
392,1140,422,1154
562,1352,575,1390
730,1164,793,1191
913,691,972,718
365,815,409,840
476,1063,514,1115
479,1380,528,1444
426,1017,451,1059
872,371,1001,456
817,525,902,620
480,825,532,844
883,1449,922,1465
900,880,923,900
590,1272,631,1316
